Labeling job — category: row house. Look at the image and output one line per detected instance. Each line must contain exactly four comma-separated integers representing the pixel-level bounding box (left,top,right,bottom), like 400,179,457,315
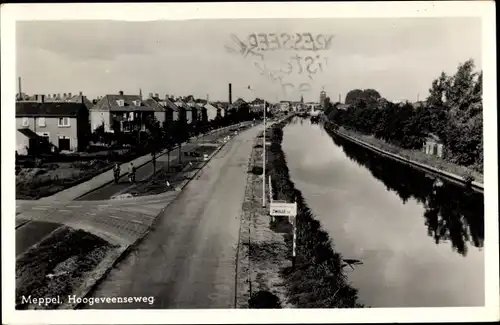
175,99,193,124
204,102,219,121
16,95,90,154
90,91,164,133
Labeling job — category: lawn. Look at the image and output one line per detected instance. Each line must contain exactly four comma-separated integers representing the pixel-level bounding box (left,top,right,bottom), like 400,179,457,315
125,145,217,197
16,226,117,310
16,160,114,200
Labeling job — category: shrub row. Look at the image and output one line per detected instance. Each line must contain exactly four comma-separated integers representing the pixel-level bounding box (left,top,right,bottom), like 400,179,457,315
266,118,363,308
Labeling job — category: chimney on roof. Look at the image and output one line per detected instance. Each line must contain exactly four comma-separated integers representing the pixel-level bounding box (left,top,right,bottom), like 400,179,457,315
119,90,124,96
79,91,83,96
155,93,159,98
38,94,45,103
47,94,51,99
68,92,72,98
63,93,67,99
149,93,153,99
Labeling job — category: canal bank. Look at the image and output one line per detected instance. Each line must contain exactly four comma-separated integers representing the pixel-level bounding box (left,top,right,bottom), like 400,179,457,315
281,117,484,307
236,115,362,308
322,119,483,192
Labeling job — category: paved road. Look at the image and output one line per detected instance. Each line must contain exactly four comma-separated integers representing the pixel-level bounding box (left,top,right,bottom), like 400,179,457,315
15,191,183,252
76,127,246,201
83,125,261,309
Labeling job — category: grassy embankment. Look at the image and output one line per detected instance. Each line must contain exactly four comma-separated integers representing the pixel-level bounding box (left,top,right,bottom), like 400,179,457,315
331,124,484,185
16,227,117,310
238,117,363,308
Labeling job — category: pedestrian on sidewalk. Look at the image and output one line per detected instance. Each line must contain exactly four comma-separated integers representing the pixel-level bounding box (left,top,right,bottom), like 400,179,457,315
151,152,157,174
113,163,121,184
128,162,136,184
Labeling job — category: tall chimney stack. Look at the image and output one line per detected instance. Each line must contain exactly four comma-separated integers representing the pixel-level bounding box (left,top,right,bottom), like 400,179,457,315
228,83,232,104
18,77,22,99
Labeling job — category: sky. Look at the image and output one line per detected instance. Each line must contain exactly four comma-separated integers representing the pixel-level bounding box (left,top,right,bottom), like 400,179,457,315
16,18,482,103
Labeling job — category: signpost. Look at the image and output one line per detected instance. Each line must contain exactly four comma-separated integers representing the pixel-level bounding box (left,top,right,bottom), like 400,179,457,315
268,176,298,269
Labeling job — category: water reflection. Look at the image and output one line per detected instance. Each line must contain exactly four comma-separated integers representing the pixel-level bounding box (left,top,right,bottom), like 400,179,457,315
282,117,484,307
324,126,484,257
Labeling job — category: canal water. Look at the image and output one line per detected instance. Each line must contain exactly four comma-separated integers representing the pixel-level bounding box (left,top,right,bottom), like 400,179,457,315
281,117,484,307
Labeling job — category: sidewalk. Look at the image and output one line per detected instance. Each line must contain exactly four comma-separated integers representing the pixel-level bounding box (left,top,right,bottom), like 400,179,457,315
38,122,248,202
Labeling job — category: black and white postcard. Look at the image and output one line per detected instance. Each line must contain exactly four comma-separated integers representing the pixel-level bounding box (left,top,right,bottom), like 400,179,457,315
1,2,498,324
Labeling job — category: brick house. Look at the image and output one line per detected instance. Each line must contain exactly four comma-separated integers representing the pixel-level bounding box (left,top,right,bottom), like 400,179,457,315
90,91,164,133
16,95,90,153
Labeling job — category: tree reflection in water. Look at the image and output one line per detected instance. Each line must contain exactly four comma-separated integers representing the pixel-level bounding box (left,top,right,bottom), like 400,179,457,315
323,126,484,257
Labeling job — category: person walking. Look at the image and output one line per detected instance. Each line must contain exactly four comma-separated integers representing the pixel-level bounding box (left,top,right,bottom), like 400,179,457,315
151,152,157,174
128,162,136,184
113,163,121,184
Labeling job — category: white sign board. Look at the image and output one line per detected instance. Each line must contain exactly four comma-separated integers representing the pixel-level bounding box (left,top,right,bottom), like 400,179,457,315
270,202,297,217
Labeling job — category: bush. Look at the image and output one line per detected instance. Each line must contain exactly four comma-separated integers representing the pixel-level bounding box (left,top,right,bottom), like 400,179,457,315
249,291,282,309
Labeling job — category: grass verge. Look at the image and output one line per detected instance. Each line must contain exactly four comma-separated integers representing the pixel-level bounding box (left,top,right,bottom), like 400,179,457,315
333,125,484,184
124,145,217,197
266,119,363,308
16,226,118,310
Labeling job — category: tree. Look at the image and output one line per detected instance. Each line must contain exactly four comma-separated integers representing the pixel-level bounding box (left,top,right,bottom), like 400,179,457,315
345,89,381,106
172,106,189,164
145,116,164,175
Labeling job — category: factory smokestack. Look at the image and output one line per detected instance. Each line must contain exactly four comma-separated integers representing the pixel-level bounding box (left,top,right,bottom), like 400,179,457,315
228,83,232,104
18,77,22,100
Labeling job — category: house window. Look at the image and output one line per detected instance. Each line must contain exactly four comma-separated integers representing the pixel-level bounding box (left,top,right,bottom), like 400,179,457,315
58,117,70,127
38,117,46,127
116,99,125,107
22,117,29,127
134,100,141,106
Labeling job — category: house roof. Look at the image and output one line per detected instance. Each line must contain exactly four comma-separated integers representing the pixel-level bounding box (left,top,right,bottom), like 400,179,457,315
17,128,41,139
92,94,163,112
16,101,86,117
228,98,247,111
164,98,180,111
425,133,443,143
204,103,218,111
175,100,191,111
143,98,167,112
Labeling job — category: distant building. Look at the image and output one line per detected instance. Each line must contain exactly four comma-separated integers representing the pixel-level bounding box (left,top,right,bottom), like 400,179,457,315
16,95,90,153
320,89,327,108
90,91,164,133
279,101,290,112
336,104,351,111
228,98,248,115
305,102,321,112
204,102,220,121
422,133,444,158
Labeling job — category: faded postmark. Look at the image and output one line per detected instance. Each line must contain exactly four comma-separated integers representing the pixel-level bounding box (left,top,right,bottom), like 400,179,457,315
225,32,335,96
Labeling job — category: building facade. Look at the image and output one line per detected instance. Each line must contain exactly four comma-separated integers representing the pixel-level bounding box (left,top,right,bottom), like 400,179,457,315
16,96,90,153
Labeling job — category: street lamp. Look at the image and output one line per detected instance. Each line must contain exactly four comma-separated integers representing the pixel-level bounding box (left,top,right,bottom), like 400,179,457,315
248,86,266,207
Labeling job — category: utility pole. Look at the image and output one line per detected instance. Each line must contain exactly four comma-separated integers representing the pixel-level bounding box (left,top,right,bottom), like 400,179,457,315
262,100,266,207
18,77,22,100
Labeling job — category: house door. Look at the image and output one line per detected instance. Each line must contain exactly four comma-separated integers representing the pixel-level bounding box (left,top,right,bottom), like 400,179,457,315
58,137,70,151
